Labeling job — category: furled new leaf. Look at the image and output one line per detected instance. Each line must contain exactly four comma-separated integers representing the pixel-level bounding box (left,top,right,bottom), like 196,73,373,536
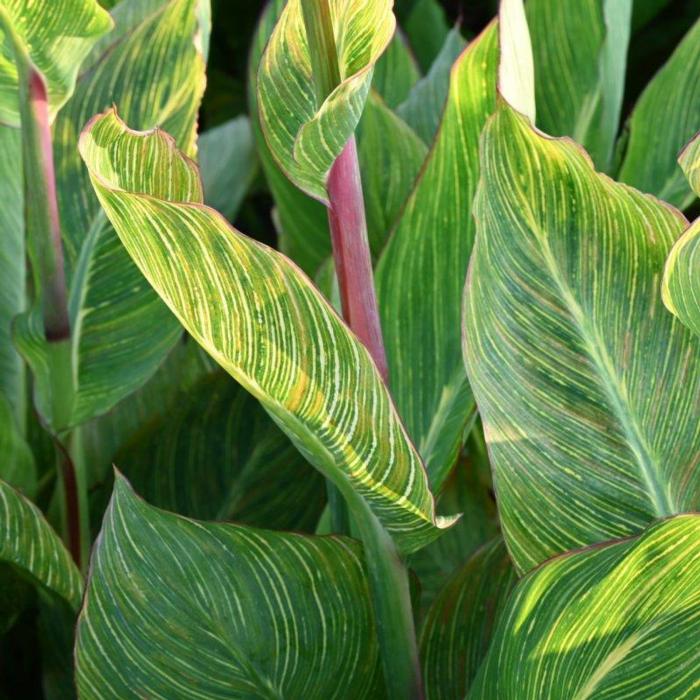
464,103,700,574
376,24,498,491
662,130,700,337
469,516,700,698
79,110,452,554
76,475,382,697
0,0,112,126
257,0,395,202
618,17,700,207
0,480,82,610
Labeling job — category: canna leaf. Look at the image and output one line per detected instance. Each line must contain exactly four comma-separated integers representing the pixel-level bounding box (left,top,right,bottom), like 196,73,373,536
0,0,112,126
402,0,450,72
420,539,516,700
372,30,421,109
0,479,83,611
76,474,382,697
469,516,700,699
198,116,258,222
0,391,35,496
79,109,453,554
662,130,700,337
376,23,498,491
463,102,700,574
257,0,395,202
618,17,700,208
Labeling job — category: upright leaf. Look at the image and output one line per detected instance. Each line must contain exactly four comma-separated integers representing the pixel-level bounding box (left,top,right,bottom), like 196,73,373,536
376,24,498,490
618,17,700,207
76,475,382,698
469,516,700,699
372,31,421,109
257,0,395,202
662,130,700,337
464,103,700,574
402,0,450,72
0,392,35,496
79,110,453,554
0,0,112,126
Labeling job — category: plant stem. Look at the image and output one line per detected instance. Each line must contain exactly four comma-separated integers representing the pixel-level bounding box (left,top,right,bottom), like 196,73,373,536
300,4,420,698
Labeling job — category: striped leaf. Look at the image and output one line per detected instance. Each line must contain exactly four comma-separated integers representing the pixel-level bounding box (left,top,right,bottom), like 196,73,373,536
618,17,700,208
76,474,382,697
527,0,632,172
420,539,516,700
115,369,325,531
662,131,700,337
79,110,453,554
376,24,498,490
0,479,83,610
469,516,700,699
257,0,395,202
463,103,700,574
0,0,112,126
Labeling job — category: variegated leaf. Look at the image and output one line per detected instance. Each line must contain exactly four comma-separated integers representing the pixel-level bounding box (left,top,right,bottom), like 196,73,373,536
257,0,395,202
463,103,700,574
79,110,452,554
469,516,700,699
376,24,498,491
76,475,382,697
662,130,700,337
0,0,112,126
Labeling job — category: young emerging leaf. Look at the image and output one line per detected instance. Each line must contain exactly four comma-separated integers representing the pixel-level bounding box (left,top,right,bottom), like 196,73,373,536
79,110,453,554
76,475,382,697
257,0,395,202
0,0,112,125
464,103,700,574
469,516,700,698
662,130,700,336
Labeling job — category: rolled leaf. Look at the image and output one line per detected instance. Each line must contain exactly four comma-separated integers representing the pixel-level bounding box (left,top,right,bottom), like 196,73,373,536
463,103,700,574
76,475,382,697
79,110,452,554
420,539,516,700
376,24,498,490
469,515,700,699
618,17,700,208
662,131,700,336
0,0,112,126
0,480,83,610
257,0,395,202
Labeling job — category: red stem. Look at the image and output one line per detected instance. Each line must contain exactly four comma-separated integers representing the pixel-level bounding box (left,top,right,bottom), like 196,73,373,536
327,137,388,381
55,440,82,570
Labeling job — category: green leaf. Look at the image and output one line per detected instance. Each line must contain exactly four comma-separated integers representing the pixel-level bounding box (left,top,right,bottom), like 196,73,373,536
527,0,632,172
420,539,516,700
469,516,700,699
396,26,466,145
0,480,83,610
376,24,498,491
372,31,421,109
115,369,325,531
0,0,112,126
48,0,207,427
248,0,330,275
662,131,700,337
199,116,257,222
463,103,700,574
618,17,700,208
0,390,35,496
76,474,382,697
257,0,395,202
79,109,453,554
402,0,450,72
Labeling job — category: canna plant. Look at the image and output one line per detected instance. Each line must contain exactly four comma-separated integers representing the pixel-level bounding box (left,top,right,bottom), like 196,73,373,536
0,0,699,698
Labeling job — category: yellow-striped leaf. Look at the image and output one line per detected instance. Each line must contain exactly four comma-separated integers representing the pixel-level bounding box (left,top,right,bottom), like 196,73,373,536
376,24,498,490
662,130,700,337
76,475,382,697
0,0,112,126
79,109,452,554
469,516,700,699
618,17,700,208
0,479,82,611
463,103,700,574
257,0,396,202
